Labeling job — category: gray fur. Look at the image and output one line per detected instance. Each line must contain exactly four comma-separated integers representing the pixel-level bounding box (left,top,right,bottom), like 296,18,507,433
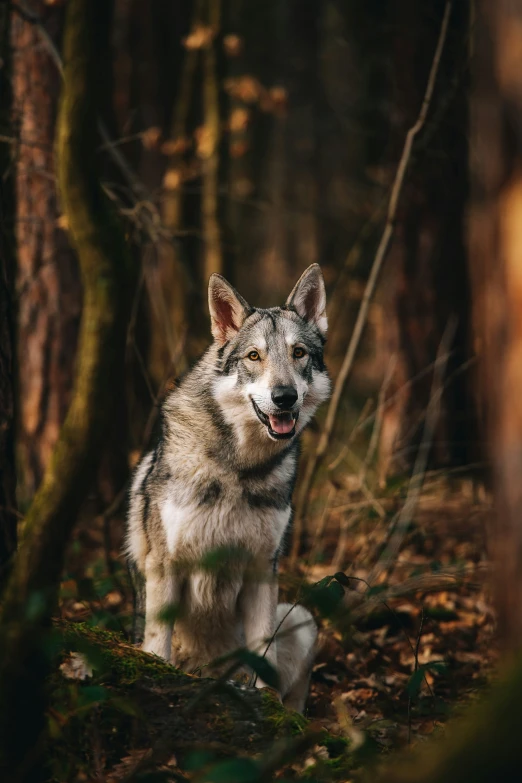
125,264,330,713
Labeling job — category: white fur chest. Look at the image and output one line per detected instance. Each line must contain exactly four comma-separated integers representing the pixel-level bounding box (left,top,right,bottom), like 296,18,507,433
160,473,291,563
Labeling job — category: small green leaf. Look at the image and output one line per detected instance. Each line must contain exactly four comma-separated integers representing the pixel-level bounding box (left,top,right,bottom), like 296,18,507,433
96,576,115,597
157,603,179,624
200,545,250,572
366,584,388,597
72,638,107,673
334,571,352,587
407,668,425,698
77,685,109,707
25,591,47,621
304,578,344,617
426,660,448,674
184,750,216,771
204,758,260,783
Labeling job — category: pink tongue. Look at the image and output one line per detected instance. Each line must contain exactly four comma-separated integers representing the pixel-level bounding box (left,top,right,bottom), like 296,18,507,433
268,414,295,434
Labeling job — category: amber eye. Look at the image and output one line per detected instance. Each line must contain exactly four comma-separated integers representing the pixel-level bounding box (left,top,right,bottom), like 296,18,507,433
293,346,307,359
247,350,260,361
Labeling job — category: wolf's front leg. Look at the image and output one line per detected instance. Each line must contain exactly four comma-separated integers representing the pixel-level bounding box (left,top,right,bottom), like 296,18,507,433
142,554,179,661
239,575,279,689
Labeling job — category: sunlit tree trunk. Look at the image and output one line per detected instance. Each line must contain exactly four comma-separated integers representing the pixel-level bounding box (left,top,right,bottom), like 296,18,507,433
0,4,16,581
469,0,522,649
12,3,81,506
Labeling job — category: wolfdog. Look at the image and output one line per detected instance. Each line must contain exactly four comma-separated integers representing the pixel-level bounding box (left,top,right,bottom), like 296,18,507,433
126,264,330,712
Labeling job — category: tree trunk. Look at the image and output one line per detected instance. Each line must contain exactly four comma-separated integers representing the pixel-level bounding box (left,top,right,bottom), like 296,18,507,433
12,2,81,506
0,1,132,777
468,0,522,649
127,0,208,381
0,4,17,582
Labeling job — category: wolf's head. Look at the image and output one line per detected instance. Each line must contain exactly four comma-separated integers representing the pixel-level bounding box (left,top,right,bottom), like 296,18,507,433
208,264,330,445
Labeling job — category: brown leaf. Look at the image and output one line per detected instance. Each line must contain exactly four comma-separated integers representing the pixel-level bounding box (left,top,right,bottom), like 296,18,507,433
224,76,262,103
223,34,243,57
229,107,250,132
141,126,162,150
160,137,191,156
230,140,249,159
183,24,215,50
194,126,217,159
163,169,182,191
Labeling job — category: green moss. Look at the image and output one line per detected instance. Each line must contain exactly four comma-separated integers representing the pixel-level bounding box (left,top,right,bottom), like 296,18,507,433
59,620,185,685
48,620,360,781
260,690,308,736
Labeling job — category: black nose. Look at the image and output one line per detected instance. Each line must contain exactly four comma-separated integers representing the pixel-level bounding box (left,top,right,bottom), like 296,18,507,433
271,385,298,409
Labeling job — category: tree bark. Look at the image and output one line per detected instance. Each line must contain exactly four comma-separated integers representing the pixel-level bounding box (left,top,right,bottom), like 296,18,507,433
469,0,522,649
12,2,81,506
0,1,132,778
0,3,17,582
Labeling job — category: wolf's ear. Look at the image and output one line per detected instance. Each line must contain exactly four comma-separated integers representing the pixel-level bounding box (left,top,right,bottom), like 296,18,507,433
208,274,251,346
285,264,327,337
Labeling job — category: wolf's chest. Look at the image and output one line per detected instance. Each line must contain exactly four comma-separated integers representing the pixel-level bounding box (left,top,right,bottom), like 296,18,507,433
160,473,291,559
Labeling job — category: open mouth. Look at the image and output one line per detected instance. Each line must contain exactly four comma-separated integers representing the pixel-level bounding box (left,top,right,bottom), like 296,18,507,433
251,399,298,440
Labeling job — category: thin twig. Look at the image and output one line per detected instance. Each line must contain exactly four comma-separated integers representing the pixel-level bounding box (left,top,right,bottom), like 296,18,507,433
331,513,360,571
349,565,488,622
331,498,393,514
367,319,457,586
201,0,222,278
408,608,425,744
328,398,374,471
360,354,397,485
307,487,336,565
290,0,454,564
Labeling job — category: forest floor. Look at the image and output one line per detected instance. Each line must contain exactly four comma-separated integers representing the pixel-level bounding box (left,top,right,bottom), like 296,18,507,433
301,480,495,752
57,470,496,779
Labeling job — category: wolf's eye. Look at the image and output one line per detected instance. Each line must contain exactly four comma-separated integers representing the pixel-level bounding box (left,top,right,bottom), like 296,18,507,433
293,346,307,359
247,350,260,361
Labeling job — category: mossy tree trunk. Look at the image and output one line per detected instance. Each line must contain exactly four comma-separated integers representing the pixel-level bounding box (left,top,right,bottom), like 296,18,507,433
0,0,133,779
0,4,17,583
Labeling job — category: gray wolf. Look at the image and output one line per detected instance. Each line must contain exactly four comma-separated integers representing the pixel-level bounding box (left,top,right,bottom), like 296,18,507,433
125,263,330,712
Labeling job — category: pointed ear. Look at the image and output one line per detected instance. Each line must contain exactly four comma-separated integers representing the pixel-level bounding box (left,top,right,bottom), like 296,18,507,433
285,264,327,336
208,274,251,346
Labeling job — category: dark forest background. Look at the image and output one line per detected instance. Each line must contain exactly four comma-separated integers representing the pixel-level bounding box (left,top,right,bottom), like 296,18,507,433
3,1,522,781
